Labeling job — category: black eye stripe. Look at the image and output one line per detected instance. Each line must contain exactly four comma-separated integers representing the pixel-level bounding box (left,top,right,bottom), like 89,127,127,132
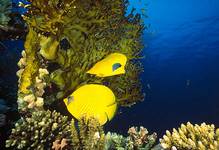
112,63,122,71
67,96,74,104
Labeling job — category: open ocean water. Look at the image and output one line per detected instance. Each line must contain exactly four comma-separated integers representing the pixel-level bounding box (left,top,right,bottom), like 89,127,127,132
1,0,219,145
105,0,219,136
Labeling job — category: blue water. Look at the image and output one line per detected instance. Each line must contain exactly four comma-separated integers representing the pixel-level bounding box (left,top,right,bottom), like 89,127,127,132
106,0,219,136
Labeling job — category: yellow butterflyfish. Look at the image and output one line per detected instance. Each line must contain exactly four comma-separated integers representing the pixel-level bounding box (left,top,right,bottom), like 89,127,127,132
63,84,117,125
87,53,127,77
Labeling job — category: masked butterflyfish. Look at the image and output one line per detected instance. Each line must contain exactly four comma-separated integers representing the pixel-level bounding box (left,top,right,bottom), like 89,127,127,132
63,84,117,125
87,53,127,77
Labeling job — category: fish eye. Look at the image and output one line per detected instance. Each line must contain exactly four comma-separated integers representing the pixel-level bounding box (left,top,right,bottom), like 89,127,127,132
112,63,122,71
67,96,74,104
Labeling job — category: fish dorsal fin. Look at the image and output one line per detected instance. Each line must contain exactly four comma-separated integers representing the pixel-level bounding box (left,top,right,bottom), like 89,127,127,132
112,63,122,71
67,96,74,105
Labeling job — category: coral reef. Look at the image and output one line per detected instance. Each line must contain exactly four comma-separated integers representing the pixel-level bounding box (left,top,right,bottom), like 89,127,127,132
16,0,145,114
5,0,156,149
104,126,157,150
3,0,219,150
0,0,11,26
5,110,107,150
127,126,157,150
160,122,219,150
5,110,73,150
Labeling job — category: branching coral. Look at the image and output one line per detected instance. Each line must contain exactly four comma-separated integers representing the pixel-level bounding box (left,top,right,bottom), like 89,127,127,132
5,110,73,149
71,117,105,150
0,0,11,26
160,122,219,150
52,138,68,150
127,126,157,150
106,62,145,106
104,132,126,150
5,110,107,150
104,126,157,150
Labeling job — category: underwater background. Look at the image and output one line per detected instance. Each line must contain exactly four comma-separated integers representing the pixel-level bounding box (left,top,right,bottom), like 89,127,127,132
105,0,219,136
1,0,219,143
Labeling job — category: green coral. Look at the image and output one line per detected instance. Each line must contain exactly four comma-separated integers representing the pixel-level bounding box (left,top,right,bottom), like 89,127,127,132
5,110,73,150
160,122,219,150
0,0,11,26
104,126,157,150
104,132,127,150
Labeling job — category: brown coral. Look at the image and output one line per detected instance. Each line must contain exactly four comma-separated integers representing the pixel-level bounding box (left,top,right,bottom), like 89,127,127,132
52,138,68,150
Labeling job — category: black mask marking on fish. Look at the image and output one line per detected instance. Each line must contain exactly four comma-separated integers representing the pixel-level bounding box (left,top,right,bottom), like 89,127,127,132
112,63,122,71
67,96,74,105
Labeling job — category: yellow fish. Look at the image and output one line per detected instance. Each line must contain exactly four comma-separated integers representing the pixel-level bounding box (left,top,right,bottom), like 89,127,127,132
63,84,117,125
87,53,127,77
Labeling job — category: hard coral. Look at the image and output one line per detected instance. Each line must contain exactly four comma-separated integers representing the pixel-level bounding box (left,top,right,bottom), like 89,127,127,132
127,126,157,150
104,126,157,150
5,110,73,150
71,117,105,150
160,122,219,150
52,138,68,150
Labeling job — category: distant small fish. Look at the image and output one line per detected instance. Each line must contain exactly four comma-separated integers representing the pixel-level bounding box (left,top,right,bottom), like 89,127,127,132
146,83,151,90
186,80,190,86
